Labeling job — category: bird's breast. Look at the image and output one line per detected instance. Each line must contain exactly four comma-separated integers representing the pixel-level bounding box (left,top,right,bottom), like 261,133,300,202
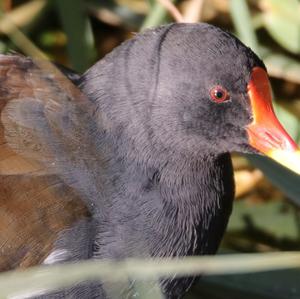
93,153,234,260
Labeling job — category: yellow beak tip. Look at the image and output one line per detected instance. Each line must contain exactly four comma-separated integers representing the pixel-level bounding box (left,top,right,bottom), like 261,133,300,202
268,150,300,175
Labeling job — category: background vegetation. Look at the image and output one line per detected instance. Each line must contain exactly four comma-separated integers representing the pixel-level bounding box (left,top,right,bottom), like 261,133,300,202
0,0,300,298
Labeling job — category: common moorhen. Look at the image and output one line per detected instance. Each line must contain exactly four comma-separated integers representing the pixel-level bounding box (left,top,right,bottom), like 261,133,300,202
0,23,299,298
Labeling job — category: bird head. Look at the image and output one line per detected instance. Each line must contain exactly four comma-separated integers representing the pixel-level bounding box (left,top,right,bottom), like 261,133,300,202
143,24,299,172
83,23,300,173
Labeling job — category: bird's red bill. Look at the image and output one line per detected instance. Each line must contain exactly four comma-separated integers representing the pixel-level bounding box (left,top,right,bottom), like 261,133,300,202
246,67,300,174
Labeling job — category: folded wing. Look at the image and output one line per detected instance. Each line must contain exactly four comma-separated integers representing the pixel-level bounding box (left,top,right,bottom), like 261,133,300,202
0,54,105,270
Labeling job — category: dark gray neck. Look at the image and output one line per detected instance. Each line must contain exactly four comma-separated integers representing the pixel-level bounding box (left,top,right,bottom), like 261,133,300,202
147,153,234,257
93,149,234,261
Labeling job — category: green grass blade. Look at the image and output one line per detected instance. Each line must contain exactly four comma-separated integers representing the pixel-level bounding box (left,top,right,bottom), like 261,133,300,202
141,0,175,30
229,0,259,52
54,0,95,72
1,253,300,298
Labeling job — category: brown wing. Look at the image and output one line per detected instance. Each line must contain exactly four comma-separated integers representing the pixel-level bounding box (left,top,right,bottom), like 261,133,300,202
0,55,95,271
0,54,107,202
0,175,89,271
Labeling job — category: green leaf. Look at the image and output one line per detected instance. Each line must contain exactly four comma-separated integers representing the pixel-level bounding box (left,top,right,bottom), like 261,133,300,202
261,46,300,84
262,0,300,53
193,269,300,299
263,14,300,54
227,200,300,240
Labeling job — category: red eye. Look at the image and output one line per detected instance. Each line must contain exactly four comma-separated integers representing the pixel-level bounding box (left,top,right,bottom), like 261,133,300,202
210,86,229,103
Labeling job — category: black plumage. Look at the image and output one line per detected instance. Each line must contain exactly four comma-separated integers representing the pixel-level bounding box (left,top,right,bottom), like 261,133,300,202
0,23,270,298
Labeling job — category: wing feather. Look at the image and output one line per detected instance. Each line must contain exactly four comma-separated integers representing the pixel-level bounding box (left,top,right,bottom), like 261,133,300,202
0,54,96,270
